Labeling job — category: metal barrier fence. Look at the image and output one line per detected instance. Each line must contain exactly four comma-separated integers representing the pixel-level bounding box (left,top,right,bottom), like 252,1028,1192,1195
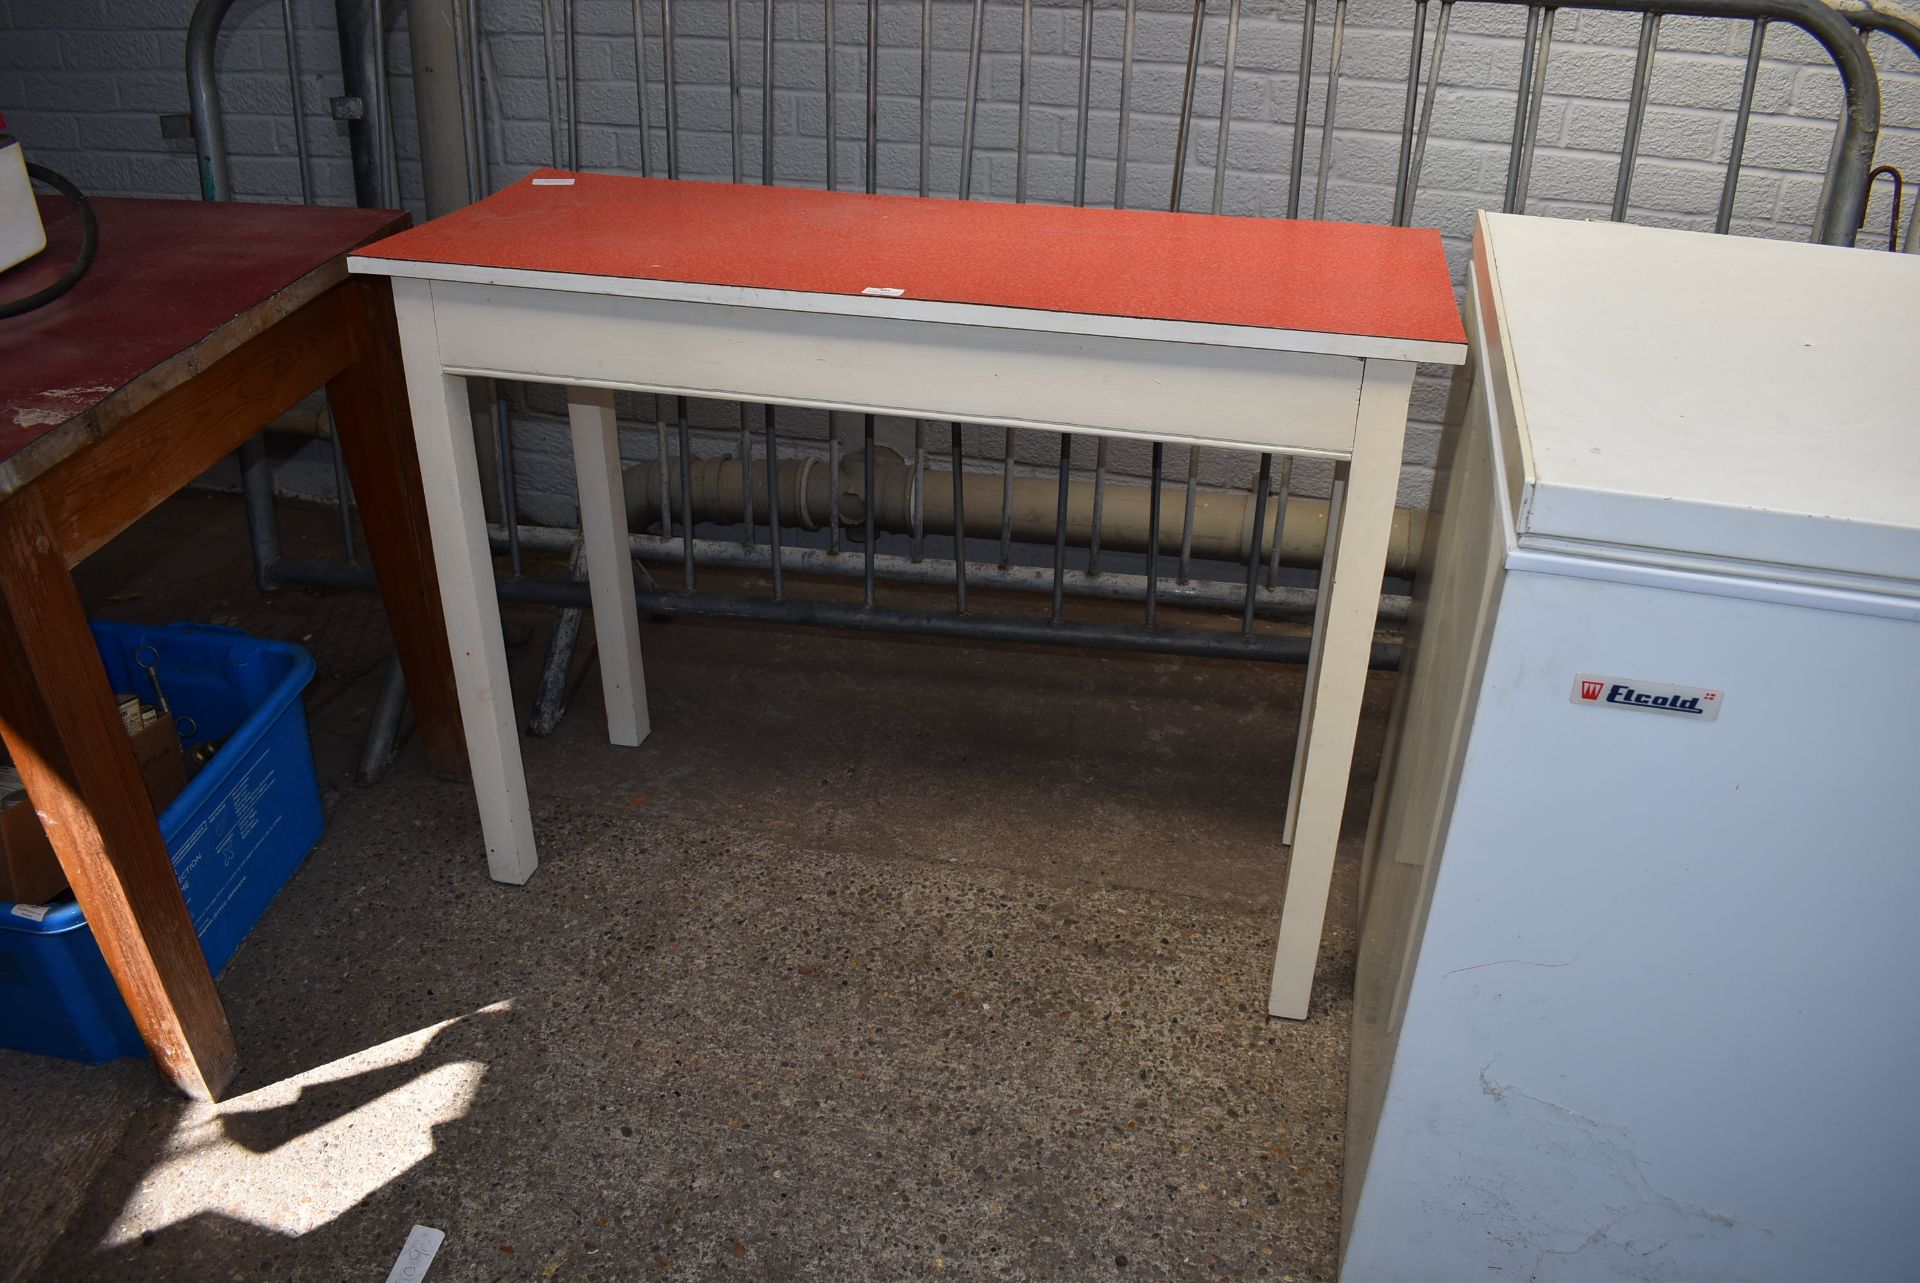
186,0,1908,771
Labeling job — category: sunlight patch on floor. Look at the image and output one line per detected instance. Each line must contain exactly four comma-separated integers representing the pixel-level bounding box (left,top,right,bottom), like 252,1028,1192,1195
98,1001,508,1246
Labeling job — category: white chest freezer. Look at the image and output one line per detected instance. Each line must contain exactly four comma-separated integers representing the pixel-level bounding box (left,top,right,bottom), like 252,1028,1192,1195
1343,213,1920,1282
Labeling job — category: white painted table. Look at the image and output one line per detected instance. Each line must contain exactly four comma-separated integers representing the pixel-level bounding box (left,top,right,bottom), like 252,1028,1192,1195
350,171,1466,1019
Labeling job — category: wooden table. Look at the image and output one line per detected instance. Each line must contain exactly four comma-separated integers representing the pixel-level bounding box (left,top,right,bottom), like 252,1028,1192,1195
351,172,1466,1019
0,197,467,1099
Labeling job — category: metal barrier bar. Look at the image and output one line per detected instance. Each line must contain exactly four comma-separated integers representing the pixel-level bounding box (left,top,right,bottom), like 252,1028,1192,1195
677,397,695,587
998,427,1016,565
1172,0,1207,210
1505,5,1541,213
765,404,786,598
1088,438,1110,575
864,415,877,606
1019,0,1033,202
960,0,985,197
543,0,563,164
1213,0,1243,214
1116,0,1138,207
1289,0,1317,218
1404,0,1451,223
1392,0,1428,225
635,0,653,176
1314,0,1348,219
731,0,746,182
1242,452,1271,635
950,424,968,610
1145,441,1163,626
1178,445,1200,583
567,0,581,166
1076,0,1095,206
1614,11,1659,219
867,0,879,189
1717,18,1766,233
1514,7,1555,213
1051,435,1072,620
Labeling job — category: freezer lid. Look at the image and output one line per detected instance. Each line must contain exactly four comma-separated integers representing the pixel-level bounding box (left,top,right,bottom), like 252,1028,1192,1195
1474,213,1920,592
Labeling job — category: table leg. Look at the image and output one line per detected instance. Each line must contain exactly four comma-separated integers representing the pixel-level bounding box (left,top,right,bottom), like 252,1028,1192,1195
0,490,237,1099
1268,359,1415,1020
390,279,538,885
328,276,470,781
1284,465,1348,847
565,386,651,747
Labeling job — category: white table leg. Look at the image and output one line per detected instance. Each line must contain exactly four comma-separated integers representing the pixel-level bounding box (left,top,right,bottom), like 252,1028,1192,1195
566,385,651,747
391,278,538,884
1268,359,1415,1019
1283,465,1348,847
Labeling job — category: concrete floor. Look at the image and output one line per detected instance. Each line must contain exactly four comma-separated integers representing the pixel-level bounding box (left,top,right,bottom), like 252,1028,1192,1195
1,493,1390,1283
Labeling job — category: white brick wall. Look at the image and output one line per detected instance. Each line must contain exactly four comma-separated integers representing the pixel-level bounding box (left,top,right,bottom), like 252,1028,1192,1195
5,0,1917,526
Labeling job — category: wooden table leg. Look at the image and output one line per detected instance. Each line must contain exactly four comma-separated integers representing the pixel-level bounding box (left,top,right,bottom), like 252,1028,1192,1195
0,491,237,1099
328,275,470,781
1268,359,1417,1021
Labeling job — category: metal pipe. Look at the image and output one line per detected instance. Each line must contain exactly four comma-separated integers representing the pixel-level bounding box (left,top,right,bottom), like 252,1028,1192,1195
1505,4,1541,214
1613,11,1659,220
635,0,654,176
1513,6,1554,214
1405,0,1451,223
1018,0,1033,203
864,417,877,605
542,0,563,165
663,0,681,178
825,0,838,189
331,0,392,204
1171,0,1207,211
677,397,695,586
1145,441,1163,626
1075,0,1094,206
920,0,932,196
281,0,314,203
1288,0,1317,218
1717,19,1766,233
1313,0,1348,220
1212,0,1242,214
1051,435,1072,620
1392,0,1427,226
408,0,476,213
567,0,581,166
1178,445,1199,581
1241,452,1271,635
866,0,879,191
764,0,776,183
999,427,1016,564
622,449,1428,579
730,0,745,182
950,424,967,610
276,557,1399,669
527,540,587,736
959,0,986,198
1116,0,1137,207
373,0,400,201
765,405,785,598
188,0,241,201
357,655,409,784
1088,437,1109,574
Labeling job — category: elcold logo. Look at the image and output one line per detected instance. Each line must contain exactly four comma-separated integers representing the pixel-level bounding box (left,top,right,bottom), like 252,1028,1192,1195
1571,673,1723,722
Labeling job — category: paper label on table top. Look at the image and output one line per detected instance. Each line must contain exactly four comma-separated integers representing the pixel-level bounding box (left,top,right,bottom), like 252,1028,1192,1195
9,903,48,922
385,1225,445,1282
532,177,576,186
861,286,906,296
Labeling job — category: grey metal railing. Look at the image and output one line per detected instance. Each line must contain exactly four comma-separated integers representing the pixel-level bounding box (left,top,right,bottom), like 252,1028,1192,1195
190,0,1903,767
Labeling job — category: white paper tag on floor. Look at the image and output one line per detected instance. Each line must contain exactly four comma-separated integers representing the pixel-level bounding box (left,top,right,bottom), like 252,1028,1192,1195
385,1225,445,1282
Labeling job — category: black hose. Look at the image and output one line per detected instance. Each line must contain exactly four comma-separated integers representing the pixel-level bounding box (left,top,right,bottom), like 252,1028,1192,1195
0,163,98,320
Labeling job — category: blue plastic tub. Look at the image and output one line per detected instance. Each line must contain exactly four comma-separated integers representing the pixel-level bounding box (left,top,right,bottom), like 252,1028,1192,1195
0,621,322,1063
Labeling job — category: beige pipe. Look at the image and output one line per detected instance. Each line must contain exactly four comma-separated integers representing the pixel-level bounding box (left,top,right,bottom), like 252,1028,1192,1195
624,447,1426,579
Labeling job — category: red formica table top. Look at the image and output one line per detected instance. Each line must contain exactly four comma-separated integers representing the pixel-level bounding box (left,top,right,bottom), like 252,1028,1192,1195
354,170,1466,348
0,197,406,481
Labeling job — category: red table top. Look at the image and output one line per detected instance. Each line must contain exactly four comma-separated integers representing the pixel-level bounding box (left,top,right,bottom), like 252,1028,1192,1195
355,171,1465,348
0,198,406,475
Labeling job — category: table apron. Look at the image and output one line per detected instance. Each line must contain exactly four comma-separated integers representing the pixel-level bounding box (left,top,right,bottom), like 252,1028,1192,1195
423,281,1366,460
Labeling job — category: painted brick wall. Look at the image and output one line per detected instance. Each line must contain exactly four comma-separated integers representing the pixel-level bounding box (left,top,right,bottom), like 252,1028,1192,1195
5,0,1917,528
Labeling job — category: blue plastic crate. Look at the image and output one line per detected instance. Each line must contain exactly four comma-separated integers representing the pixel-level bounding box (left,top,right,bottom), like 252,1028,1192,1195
0,622,322,1063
